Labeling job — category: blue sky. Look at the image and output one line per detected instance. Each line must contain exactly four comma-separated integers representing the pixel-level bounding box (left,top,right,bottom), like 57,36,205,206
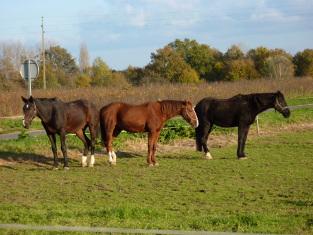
1,0,312,70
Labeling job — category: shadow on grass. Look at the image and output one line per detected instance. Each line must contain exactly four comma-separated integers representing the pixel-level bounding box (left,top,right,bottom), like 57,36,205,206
116,151,143,159
0,151,79,169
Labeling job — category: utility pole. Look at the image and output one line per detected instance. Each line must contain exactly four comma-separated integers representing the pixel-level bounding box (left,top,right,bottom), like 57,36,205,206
41,16,46,89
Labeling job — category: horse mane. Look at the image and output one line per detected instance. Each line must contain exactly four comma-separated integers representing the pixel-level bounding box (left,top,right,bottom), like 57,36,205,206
35,97,61,103
159,100,183,115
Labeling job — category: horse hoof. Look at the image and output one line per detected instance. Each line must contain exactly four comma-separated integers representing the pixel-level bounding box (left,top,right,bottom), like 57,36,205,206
154,162,159,166
148,163,154,167
64,167,70,170
52,167,59,170
205,152,213,160
110,162,116,166
238,157,248,160
88,164,94,168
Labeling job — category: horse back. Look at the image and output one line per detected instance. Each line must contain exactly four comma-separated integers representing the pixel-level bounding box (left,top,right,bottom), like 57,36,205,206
63,99,98,132
100,102,161,132
196,96,252,127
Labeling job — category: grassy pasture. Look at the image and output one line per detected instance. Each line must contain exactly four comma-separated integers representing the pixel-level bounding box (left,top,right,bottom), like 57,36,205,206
0,128,312,234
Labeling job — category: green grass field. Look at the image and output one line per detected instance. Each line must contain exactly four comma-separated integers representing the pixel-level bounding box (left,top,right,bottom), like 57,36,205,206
0,128,312,234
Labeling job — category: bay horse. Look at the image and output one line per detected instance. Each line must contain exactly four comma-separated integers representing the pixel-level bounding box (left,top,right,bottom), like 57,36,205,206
195,91,290,160
21,96,99,169
99,100,198,166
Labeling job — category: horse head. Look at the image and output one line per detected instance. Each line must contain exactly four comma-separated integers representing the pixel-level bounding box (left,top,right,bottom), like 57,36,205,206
181,100,199,128
274,91,290,118
21,96,37,129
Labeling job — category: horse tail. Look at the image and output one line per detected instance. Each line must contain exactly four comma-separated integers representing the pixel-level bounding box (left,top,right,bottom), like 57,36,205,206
194,99,210,152
194,103,203,152
99,110,106,145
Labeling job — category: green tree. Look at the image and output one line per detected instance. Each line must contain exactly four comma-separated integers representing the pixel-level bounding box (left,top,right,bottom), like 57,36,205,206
168,39,222,81
91,57,113,86
145,46,199,83
293,49,313,77
125,66,144,85
36,45,78,88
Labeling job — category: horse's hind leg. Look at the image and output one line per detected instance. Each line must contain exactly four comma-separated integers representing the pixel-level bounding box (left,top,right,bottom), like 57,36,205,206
47,133,58,169
150,131,161,166
76,130,89,167
196,123,213,159
60,131,69,169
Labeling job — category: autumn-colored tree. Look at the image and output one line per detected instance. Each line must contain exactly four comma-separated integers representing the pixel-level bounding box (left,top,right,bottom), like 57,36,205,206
265,55,294,79
75,73,91,87
168,39,222,81
79,43,90,73
224,45,245,60
145,46,199,83
224,59,259,81
90,57,113,86
293,49,313,77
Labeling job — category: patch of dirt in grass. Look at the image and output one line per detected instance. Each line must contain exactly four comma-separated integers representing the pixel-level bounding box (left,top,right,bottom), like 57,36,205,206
121,122,313,156
1,122,312,166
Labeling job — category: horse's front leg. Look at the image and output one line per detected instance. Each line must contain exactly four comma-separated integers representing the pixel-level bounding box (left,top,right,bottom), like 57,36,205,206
60,131,69,169
47,133,58,169
237,124,250,160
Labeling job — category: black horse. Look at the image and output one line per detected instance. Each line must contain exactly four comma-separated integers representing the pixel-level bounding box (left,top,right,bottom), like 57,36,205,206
195,91,290,160
21,96,99,169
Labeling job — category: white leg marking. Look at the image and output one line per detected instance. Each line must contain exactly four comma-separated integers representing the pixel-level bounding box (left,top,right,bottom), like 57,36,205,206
112,151,117,164
205,152,213,160
81,155,88,167
89,155,95,167
108,152,113,163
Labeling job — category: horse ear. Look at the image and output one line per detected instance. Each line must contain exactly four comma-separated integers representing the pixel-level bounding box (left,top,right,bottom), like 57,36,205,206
21,96,28,103
29,96,34,102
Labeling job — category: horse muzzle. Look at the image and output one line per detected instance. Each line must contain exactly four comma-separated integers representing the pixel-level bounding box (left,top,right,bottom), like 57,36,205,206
22,119,30,129
282,109,291,118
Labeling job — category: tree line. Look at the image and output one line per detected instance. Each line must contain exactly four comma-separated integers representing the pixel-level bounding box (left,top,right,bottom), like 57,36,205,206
0,39,312,90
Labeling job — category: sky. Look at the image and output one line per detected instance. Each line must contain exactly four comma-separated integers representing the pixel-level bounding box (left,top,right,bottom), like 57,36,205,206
1,0,313,70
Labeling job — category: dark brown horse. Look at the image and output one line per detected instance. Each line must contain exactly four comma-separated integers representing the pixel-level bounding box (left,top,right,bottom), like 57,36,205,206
21,96,99,169
99,100,198,166
195,91,290,160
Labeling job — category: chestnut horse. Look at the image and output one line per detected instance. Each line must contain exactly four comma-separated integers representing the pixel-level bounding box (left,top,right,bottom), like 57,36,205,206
21,96,99,169
99,100,198,166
